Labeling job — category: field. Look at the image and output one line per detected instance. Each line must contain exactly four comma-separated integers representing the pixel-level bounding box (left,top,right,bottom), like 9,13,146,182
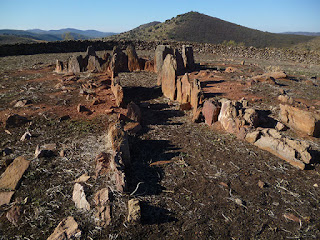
0,48,320,239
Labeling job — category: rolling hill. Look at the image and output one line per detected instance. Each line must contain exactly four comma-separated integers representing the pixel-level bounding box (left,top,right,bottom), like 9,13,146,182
0,29,117,45
108,11,315,48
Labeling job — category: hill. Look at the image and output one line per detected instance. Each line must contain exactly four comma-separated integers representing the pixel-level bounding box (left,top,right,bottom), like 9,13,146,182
108,11,315,48
0,29,117,45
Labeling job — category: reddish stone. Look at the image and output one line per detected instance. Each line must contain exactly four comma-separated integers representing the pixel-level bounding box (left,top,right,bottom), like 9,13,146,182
202,100,221,126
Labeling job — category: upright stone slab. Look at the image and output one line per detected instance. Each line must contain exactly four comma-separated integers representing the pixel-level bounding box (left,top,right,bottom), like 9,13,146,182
176,77,182,103
68,55,83,73
87,55,102,72
181,73,191,104
160,54,177,100
126,45,141,72
202,100,221,126
55,60,64,73
190,78,201,113
182,45,195,71
154,45,173,74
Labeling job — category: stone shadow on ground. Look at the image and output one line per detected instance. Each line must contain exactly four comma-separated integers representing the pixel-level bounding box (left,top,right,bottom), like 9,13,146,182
140,201,178,225
123,86,162,105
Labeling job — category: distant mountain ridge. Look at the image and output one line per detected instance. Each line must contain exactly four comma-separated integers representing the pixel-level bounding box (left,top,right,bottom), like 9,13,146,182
109,11,315,48
0,28,117,45
280,32,320,36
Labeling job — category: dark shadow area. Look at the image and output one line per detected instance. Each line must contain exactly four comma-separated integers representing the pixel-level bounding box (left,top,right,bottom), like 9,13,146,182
203,92,224,99
140,201,178,225
123,86,162,105
126,137,181,196
257,110,278,128
199,65,218,71
201,80,225,88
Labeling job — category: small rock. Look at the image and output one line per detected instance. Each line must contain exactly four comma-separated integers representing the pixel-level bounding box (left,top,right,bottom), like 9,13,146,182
58,115,70,122
4,129,12,135
77,104,87,113
127,199,141,223
14,99,32,108
47,216,81,240
313,183,318,187
105,109,114,114
6,205,21,226
283,213,300,222
241,60,245,65
258,180,266,189
124,122,142,134
59,149,66,157
20,131,31,141
35,144,56,158
74,173,90,183
275,122,286,131
72,183,90,211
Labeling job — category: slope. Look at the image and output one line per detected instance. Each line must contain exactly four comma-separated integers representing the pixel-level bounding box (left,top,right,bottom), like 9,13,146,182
109,11,315,48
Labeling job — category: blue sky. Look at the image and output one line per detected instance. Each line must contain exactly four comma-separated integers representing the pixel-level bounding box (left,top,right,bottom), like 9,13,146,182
0,0,319,33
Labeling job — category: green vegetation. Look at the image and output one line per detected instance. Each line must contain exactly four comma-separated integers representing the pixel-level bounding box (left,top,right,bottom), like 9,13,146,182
108,11,315,49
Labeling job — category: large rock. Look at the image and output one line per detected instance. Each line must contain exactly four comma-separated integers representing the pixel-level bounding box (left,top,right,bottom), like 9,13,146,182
47,216,81,240
279,104,320,137
243,108,259,127
126,45,141,72
94,188,111,226
160,54,177,100
181,74,191,104
72,183,90,211
55,60,64,73
127,199,141,223
246,128,312,169
182,45,195,71
68,55,83,73
202,100,221,126
154,45,173,73
218,100,240,134
0,156,30,190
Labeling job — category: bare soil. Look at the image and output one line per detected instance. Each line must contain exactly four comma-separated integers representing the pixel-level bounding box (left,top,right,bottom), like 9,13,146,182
0,50,320,239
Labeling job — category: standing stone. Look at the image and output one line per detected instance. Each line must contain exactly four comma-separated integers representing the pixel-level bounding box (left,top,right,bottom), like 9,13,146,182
218,100,239,134
181,74,191,104
202,100,221,126
0,156,30,190
127,199,141,223
55,60,64,73
72,183,90,211
87,55,102,72
182,45,195,70
279,104,320,137
174,48,185,75
86,45,96,57
111,83,124,107
112,47,128,72
47,216,81,240
94,188,111,226
176,77,182,103
126,45,141,72
154,45,173,73
160,54,177,100
190,79,201,113
68,55,83,73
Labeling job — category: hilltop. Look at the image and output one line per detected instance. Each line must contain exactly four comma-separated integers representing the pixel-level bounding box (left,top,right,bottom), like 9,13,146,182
108,11,315,48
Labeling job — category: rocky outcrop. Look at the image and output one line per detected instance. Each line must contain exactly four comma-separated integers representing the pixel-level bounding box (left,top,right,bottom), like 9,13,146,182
279,104,320,137
246,128,312,169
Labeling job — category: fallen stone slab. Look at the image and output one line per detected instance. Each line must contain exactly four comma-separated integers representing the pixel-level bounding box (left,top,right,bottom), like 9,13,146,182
0,156,30,190
47,216,81,240
72,183,90,211
279,104,320,137
127,199,141,223
246,128,312,169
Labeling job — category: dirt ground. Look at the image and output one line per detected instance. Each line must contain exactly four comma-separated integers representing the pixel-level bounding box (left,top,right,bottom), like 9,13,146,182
0,49,320,239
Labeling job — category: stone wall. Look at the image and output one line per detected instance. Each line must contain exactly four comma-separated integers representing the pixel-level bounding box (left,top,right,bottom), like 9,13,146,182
1,39,319,65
